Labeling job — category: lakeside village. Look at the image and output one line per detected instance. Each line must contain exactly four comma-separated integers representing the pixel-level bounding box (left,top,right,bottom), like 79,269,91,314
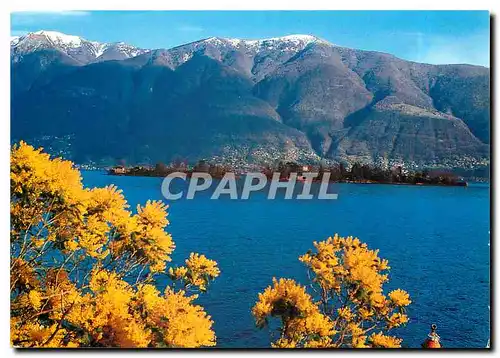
107,160,468,187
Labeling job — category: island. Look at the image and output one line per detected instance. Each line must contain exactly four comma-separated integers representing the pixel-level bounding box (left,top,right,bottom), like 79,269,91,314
108,160,469,187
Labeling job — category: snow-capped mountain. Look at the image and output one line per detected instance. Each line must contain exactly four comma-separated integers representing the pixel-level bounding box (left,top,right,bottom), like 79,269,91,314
10,30,148,64
199,34,329,51
170,34,330,61
126,34,332,81
97,42,145,61
11,30,490,168
11,31,328,67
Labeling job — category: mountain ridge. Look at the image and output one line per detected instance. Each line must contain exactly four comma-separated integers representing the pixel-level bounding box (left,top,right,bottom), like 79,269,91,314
11,30,490,169
11,30,491,69
11,30,149,64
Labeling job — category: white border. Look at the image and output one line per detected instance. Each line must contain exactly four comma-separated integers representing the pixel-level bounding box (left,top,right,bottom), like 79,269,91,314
5,1,500,10
1,2,497,357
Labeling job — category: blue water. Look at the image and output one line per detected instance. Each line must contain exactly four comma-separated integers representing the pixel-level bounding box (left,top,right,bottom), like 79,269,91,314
82,171,490,348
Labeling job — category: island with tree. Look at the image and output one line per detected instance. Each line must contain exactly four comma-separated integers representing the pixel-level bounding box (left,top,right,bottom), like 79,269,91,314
108,160,468,187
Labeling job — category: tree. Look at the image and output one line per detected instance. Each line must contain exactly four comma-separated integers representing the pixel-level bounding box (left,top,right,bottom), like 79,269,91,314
10,142,220,348
193,160,210,173
252,234,411,348
154,162,169,175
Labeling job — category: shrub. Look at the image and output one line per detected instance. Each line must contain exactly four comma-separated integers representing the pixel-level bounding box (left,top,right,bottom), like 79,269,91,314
253,235,410,348
10,142,219,348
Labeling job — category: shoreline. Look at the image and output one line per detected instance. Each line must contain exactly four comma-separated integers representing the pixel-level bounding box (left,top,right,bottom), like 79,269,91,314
106,171,469,187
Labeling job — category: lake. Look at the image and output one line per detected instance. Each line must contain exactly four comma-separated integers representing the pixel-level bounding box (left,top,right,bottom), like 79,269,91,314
82,171,490,348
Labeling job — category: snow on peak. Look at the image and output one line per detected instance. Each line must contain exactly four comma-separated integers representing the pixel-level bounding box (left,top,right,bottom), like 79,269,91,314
201,34,330,53
91,42,109,58
11,30,146,62
202,37,228,46
170,34,331,66
242,34,330,54
201,34,328,49
247,34,329,47
262,34,321,42
32,30,83,48
11,30,330,66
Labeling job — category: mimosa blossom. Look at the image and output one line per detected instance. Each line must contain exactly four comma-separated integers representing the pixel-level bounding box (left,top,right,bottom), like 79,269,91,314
254,234,411,348
10,142,219,348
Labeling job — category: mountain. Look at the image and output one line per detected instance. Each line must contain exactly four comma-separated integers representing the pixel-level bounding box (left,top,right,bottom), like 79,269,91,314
11,31,148,94
11,31,490,169
11,30,147,63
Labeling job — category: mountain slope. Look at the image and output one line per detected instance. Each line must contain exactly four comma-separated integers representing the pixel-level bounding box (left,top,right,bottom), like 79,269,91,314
11,31,490,168
11,31,148,94
12,54,318,165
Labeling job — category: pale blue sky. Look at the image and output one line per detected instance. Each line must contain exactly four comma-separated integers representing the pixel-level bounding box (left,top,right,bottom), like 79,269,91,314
11,10,490,67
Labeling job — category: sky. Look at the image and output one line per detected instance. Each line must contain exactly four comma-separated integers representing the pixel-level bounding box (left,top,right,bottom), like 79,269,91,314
11,10,490,67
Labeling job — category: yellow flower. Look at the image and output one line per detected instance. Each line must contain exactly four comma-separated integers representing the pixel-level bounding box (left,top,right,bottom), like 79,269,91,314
28,290,43,310
137,200,169,228
168,266,188,280
337,306,354,321
358,307,373,320
138,287,216,347
185,253,220,278
131,219,175,272
388,289,411,307
10,142,219,348
252,278,334,347
370,292,388,309
88,185,129,223
272,338,297,348
369,332,403,348
387,312,409,329
304,336,334,348
173,253,221,290
348,323,368,348
65,240,79,251
254,234,411,349
252,278,319,323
